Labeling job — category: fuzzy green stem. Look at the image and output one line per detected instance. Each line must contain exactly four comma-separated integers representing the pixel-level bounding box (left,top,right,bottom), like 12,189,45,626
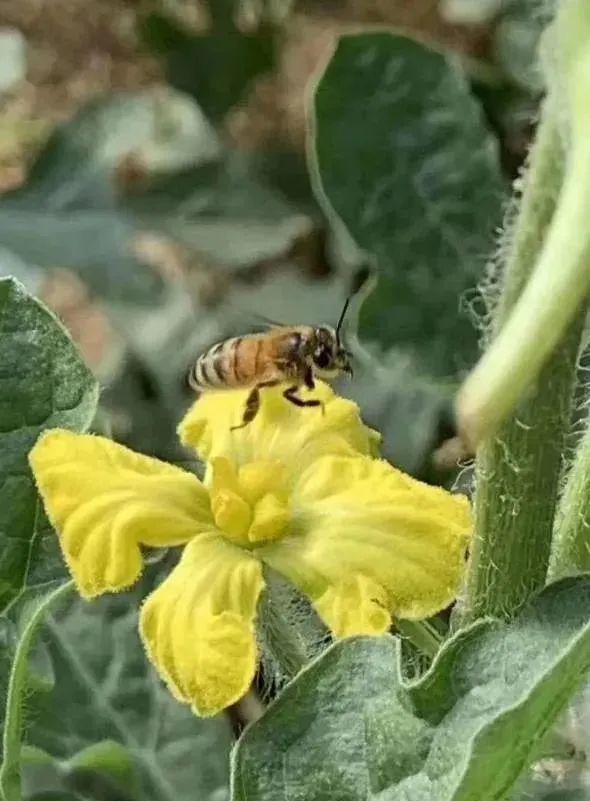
457,0,590,449
460,110,585,622
1,582,73,801
456,143,590,450
548,421,590,579
258,568,326,684
396,619,442,660
545,0,590,582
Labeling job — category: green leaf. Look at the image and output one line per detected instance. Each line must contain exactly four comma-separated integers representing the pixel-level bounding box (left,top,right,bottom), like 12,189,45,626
139,4,275,122
232,576,590,801
127,154,312,271
66,740,137,786
309,33,506,377
0,278,98,613
0,582,73,801
0,90,219,303
62,740,141,801
343,348,453,474
20,741,140,801
0,90,314,303
20,740,139,801
24,584,233,801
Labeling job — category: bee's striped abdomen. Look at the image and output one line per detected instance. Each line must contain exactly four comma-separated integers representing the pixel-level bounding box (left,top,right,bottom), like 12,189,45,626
189,336,250,391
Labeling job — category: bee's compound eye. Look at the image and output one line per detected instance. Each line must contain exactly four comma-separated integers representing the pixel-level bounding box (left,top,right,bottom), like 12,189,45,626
313,346,332,369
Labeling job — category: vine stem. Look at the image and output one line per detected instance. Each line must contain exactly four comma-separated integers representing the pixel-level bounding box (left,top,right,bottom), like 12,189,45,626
545,0,590,583
460,108,585,622
0,581,73,801
456,0,590,450
396,620,442,660
549,422,590,580
456,142,590,451
258,568,326,685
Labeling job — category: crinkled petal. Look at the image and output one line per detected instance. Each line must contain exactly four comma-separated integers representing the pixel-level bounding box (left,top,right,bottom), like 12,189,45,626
314,574,391,637
139,532,264,716
260,455,471,631
179,381,380,477
29,430,213,598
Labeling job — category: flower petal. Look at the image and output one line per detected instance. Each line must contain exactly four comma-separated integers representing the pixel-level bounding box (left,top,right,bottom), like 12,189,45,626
139,532,264,716
260,455,471,632
314,574,391,637
179,381,380,477
29,430,213,597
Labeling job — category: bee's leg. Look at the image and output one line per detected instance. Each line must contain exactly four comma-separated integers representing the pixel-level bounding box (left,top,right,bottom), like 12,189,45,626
231,380,279,430
230,387,261,431
301,367,325,415
283,384,324,414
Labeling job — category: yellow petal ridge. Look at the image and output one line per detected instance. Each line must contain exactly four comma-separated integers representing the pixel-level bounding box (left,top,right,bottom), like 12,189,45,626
314,574,391,637
261,454,471,631
139,532,264,716
29,429,213,598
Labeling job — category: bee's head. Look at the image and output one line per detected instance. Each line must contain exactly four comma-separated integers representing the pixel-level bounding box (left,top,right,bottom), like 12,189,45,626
311,326,353,379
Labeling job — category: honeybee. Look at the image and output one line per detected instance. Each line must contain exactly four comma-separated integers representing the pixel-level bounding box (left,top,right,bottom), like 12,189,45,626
188,297,353,429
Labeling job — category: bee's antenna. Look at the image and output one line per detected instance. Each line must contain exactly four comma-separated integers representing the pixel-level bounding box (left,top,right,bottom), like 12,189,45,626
335,263,372,342
335,295,351,342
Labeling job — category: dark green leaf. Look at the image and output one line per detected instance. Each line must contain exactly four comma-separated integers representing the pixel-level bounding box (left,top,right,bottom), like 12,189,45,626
310,33,506,377
0,278,98,613
25,586,233,801
232,576,590,801
139,5,275,122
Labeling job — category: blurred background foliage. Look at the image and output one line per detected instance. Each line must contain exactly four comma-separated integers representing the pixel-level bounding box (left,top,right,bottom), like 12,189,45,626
0,0,544,477
4,1,585,800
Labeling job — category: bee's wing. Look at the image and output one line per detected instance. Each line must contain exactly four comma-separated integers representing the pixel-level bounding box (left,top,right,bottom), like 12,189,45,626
223,310,292,334
248,311,292,330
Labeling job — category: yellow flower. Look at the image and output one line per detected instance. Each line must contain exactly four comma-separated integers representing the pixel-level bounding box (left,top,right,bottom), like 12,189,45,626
179,379,381,468
29,382,471,717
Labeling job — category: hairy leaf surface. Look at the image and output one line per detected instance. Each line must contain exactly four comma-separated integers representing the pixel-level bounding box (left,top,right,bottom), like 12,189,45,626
0,277,98,613
232,577,590,801
25,588,233,801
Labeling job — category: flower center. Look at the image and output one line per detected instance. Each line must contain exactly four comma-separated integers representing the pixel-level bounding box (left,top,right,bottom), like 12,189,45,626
208,457,290,548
